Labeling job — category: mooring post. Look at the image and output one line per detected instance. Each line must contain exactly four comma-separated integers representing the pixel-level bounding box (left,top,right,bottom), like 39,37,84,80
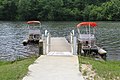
77,40,82,55
39,40,43,55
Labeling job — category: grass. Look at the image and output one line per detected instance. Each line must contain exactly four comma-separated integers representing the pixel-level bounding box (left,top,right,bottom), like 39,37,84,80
0,57,37,80
78,55,120,80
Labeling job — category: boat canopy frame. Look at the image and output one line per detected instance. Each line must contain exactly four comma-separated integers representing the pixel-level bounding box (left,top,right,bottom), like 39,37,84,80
26,21,42,36
26,21,41,31
77,22,97,35
27,21,41,24
76,22,97,47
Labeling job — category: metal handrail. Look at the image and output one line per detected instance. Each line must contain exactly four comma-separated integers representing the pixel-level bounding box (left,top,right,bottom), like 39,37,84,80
44,30,51,54
70,30,77,55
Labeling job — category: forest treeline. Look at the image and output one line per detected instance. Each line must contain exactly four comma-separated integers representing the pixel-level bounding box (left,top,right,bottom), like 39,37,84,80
0,0,120,21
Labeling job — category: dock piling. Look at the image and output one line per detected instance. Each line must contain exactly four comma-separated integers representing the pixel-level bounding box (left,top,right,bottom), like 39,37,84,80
77,41,82,55
39,40,43,55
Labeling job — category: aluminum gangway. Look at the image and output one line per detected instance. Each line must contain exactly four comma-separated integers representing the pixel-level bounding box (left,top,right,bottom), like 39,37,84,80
22,30,84,80
43,30,77,56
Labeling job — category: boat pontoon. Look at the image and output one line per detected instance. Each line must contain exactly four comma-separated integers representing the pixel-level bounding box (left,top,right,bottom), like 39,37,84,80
77,22,107,59
22,21,42,46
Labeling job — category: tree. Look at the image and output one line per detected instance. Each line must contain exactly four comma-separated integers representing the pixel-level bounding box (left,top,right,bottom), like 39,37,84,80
0,0,17,20
18,0,40,20
0,0,119,21
101,0,120,20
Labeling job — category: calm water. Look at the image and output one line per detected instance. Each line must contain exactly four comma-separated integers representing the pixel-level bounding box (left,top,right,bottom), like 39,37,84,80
0,21,120,60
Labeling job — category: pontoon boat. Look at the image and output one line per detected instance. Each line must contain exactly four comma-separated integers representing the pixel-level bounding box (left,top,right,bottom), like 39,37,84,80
77,22,107,59
22,21,42,46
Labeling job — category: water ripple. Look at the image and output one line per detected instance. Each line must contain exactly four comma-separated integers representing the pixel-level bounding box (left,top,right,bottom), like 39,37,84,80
0,21,120,60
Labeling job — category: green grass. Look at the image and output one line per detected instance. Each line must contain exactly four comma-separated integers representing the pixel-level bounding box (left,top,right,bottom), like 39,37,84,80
0,57,36,80
78,56,120,80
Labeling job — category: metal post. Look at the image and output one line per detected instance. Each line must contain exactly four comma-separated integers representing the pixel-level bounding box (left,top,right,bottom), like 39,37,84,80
43,38,46,55
44,30,48,55
72,30,74,36
89,24,91,47
42,34,46,55
77,28,80,35
49,33,51,52
45,30,48,37
46,33,50,54
73,36,77,55
70,32,73,54
72,30,77,55
86,26,87,34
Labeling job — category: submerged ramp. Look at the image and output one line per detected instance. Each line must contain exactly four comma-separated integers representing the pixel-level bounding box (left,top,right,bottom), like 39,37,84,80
50,37,71,52
22,55,84,80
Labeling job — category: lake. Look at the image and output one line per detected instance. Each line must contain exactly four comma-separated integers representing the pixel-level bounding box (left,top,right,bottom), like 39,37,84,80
0,21,120,60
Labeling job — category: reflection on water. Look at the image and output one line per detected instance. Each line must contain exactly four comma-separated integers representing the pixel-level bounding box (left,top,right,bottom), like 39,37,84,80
0,21,120,60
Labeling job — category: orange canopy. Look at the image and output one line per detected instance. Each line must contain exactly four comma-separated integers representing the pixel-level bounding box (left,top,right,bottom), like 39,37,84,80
77,22,97,27
27,21,40,24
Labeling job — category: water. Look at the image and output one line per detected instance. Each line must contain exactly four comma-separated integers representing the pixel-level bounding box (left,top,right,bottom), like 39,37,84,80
0,21,120,60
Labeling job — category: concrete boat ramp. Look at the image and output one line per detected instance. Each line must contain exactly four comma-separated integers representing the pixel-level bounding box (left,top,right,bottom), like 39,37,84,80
23,55,84,80
23,37,84,80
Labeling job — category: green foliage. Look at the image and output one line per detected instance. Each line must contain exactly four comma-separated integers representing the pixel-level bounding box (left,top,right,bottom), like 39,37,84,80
0,0,120,21
0,0,17,20
0,57,36,80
